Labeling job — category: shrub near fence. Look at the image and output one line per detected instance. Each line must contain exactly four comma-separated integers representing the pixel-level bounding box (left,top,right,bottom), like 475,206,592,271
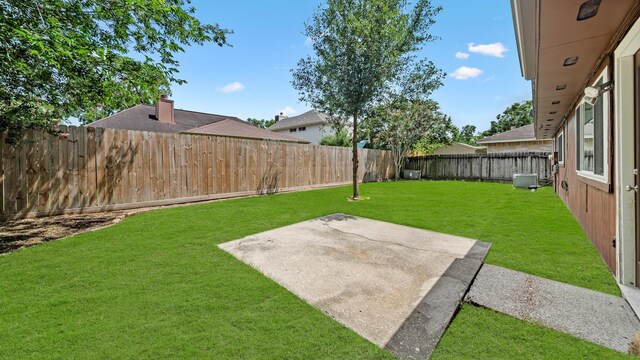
0,126,394,219
405,152,552,182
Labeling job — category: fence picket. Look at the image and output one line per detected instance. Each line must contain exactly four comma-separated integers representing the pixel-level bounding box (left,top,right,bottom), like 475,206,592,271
405,152,551,182
1,126,394,219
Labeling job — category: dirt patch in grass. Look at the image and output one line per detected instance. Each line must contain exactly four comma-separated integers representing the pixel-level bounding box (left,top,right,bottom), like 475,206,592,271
0,196,260,256
0,212,128,254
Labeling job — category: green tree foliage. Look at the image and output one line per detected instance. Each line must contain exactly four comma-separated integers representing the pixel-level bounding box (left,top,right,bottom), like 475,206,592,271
320,130,353,147
412,112,456,155
246,118,275,129
480,100,533,138
0,0,230,142
453,124,479,145
363,101,457,156
370,100,450,179
292,0,444,198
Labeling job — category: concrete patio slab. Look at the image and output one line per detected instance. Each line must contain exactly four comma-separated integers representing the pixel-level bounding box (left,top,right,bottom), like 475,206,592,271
219,213,490,359
466,264,640,353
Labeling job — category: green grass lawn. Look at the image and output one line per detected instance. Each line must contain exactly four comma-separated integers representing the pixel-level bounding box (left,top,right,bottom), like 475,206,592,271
432,305,632,359
0,181,622,358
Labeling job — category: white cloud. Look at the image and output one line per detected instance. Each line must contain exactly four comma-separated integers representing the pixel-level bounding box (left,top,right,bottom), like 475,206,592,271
217,81,245,93
278,106,296,116
455,51,470,59
304,37,312,46
451,66,483,80
467,42,508,58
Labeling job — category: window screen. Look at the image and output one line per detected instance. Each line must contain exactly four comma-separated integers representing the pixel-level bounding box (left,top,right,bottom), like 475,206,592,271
593,80,604,176
557,133,564,163
576,75,607,180
582,103,594,173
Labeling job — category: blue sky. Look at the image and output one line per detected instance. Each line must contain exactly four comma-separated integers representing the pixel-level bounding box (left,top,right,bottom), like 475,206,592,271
166,0,531,133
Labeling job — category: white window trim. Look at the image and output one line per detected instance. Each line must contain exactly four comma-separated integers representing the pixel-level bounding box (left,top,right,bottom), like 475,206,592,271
576,69,609,183
556,130,565,165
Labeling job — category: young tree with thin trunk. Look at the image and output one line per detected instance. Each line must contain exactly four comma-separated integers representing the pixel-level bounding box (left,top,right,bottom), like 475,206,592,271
292,0,444,199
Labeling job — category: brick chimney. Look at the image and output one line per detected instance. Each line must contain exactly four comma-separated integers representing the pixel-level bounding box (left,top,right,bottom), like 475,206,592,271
274,112,287,122
155,95,175,124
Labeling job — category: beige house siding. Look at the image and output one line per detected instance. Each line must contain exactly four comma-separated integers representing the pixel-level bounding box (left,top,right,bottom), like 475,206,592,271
485,140,552,153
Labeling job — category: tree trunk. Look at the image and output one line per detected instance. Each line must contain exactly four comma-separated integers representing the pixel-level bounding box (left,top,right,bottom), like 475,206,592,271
352,111,359,199
396,153,405,181
393,148,401,181
392,145,403,181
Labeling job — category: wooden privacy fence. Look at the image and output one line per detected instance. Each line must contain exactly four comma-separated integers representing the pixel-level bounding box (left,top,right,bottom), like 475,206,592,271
405,152,552,182
0,126,394,219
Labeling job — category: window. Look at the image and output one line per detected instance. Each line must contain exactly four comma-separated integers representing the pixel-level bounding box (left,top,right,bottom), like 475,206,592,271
576,72,608,182
556,131,564,165
298,127,306,131
289,128,297,133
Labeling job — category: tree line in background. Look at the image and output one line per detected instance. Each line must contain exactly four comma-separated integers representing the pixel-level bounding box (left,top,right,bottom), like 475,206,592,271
317,99,533,156
246,118,275,129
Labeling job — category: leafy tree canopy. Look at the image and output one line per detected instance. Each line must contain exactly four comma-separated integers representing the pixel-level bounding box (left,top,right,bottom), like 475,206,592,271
412,112,456,155
292,0,444,197
0,0,230,142
480,100,533,138
246,118,275,129
320,130,352,147
365,107,477,155
370,99,450,179
453,124,478,145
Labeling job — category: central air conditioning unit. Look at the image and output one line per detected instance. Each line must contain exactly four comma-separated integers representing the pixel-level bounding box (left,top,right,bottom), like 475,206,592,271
513,174,538,188
403,170,421,180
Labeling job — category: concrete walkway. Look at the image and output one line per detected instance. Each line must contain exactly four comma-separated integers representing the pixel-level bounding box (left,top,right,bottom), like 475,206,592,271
466,264,640,353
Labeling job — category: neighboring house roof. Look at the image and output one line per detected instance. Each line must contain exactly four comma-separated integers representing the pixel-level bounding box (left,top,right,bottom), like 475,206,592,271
91,104,229,133
451,142,484,150
185,118,308,143
268,110,330,131
477,124,543,144
433,142,485,155
91,104,308,143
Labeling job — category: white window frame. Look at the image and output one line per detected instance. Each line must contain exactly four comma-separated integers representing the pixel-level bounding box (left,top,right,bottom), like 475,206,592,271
575,70,609,183
556,130,565,165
